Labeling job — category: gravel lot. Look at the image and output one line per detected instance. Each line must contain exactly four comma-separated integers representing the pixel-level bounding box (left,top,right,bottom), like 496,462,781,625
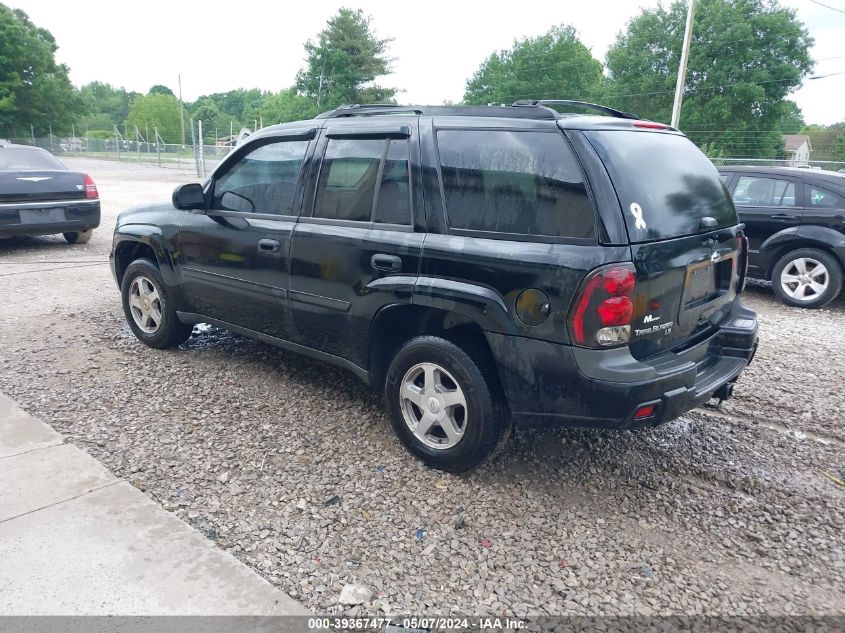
0,159,843,619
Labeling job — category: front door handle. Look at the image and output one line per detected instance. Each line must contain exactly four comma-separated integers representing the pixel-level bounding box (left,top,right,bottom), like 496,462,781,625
258,238,281,254
371,253,402,273
771,213,797,221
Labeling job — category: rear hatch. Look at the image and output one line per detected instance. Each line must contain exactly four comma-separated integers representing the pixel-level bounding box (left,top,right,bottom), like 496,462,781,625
0,171,86,204
584,129,743,360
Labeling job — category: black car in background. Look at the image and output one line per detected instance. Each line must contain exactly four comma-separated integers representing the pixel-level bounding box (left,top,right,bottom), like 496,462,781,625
719,166,845,308
111,101,758,472
0,143,100,244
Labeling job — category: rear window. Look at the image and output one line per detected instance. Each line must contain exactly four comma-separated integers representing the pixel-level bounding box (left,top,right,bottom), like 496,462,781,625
586,131,737,242
0,148,65,170
437,130,595,239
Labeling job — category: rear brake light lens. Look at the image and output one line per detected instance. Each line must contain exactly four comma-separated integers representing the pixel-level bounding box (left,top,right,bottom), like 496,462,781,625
83,173,98,199
597,296,633,326
632,121,671,130
602,269,635,296
569,264,637,348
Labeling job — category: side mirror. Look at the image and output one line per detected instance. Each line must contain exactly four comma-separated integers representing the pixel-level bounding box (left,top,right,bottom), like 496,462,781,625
172,183,205,210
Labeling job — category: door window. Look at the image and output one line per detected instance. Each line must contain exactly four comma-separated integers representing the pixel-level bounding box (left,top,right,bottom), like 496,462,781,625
374,140,411,224
212,140,309,214
313,137,412,225
808,186,842,209
437,130,594,239
733,176,795,207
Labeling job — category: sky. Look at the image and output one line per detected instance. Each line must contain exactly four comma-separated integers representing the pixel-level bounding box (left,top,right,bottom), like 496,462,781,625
7,0,845,125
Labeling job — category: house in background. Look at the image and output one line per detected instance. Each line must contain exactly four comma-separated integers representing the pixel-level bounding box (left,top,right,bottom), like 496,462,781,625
783,134,812,167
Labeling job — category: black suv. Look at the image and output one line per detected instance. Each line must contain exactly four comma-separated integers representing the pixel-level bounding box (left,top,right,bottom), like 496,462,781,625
718,166,845,308
111,101,758,472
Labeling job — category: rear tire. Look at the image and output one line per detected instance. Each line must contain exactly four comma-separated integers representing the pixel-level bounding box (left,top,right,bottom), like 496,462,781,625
63,229,93,244
771,248,842,308
120,258,192,348
384,335,511,473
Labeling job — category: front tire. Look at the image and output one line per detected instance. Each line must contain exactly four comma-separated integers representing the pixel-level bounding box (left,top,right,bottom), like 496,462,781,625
771,248,842,308
120,258,192,348
63,229,93,244
384,335,511,473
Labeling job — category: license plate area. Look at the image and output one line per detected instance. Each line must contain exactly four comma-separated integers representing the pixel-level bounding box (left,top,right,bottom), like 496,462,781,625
19,207,66,223
683,254,735,309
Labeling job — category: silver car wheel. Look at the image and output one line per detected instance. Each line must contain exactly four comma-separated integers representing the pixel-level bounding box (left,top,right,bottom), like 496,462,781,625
780,257,829,302
128,275,163,334
399,362,467,450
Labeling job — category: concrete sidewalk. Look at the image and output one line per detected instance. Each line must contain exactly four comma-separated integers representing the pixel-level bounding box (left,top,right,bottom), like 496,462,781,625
0,393,308,618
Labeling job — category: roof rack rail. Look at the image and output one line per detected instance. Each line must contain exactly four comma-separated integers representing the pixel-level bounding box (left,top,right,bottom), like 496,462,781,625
315,103,562,121
316,104,425,119
512,99,639,120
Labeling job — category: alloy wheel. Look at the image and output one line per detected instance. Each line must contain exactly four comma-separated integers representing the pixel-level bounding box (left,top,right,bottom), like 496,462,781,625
128,275,163,334
780,257,829,302
399,362,467,450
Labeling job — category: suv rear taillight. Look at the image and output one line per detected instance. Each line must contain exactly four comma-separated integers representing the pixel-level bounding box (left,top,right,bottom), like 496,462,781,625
569,264,636,348
83,173,98,199
738,236,750,293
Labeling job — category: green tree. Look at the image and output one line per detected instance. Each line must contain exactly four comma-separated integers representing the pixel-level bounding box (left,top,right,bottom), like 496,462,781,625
775,100,805,135
0,4,83,136
604,0,814,158
126,93,181,142
78,81,136,131
260,87,318,124
834,134,845,162
464,25,603,106
148,84,175,97
802,122,845,161
296,8,396,109
190,97,233,142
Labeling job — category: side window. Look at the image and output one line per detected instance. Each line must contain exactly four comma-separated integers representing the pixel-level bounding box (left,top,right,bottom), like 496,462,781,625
212,140,308,214
314,139,383,222
809,186,842,209
437,130,594,238
374,139,411,225
732,176,795,207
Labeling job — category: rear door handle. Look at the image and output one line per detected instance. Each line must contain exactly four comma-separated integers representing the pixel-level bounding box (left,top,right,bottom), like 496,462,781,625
371,253,402,272
257,238,281,254
771,213,797,221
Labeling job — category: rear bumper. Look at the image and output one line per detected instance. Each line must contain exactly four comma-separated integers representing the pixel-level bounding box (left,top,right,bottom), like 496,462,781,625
487,299,758,428
0,200,100,236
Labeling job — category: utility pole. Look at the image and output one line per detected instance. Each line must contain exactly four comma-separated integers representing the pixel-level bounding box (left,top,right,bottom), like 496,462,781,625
671,0,697,129
317,62,325,109
178,74,186,147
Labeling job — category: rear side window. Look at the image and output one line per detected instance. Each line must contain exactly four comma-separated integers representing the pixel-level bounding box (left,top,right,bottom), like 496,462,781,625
437,130,595,239
809,186,842,208
314,137,412,225
733,176,795,207
586,131,737,242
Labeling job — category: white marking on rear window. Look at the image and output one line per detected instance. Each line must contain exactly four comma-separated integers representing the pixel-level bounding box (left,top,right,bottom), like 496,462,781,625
629,202,647,230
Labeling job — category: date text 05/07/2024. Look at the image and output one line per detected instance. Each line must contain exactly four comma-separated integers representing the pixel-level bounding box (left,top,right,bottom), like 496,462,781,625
308,616,527,630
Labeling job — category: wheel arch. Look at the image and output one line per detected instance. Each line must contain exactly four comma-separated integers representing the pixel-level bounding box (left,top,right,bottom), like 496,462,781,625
367,303,505,396
762,226,845,280
112,226,177,286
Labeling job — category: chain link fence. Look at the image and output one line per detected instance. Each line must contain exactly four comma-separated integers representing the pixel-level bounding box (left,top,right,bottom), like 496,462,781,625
709,157,845,172
4,135,232,177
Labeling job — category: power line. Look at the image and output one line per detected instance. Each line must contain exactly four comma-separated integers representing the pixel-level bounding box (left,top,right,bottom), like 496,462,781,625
810,0,845,15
